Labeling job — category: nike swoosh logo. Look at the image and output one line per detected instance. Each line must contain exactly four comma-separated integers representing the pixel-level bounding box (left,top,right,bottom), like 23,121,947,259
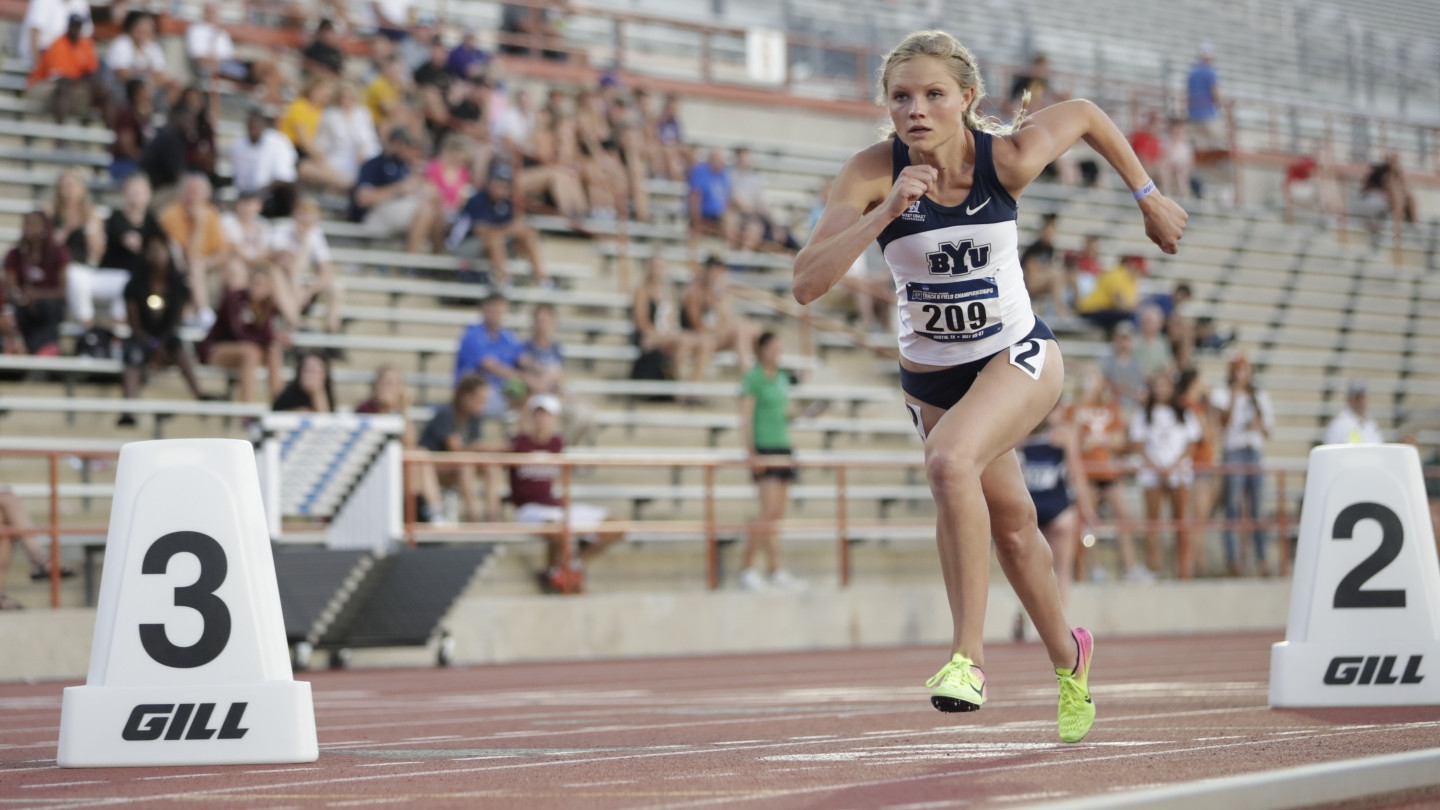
965,198,991,216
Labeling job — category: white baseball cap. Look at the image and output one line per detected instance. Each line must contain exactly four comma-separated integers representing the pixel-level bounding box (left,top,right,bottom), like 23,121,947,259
527,394,562,414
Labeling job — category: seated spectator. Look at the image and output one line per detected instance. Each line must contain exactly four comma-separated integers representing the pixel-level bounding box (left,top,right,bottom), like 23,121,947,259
1282,144,1342,226
0,289,24,354
504,96,587,226
301,19,345,78
688,148,737,246
413,35,454,137
272,352,334,413
445,30,490,82
270,197,344,333
632,253,707,383
519,303,596,445
1130,371,1202,579
371,0,414,42
232,108,298,219
108,78,154,184
681,255,759,375
1128,111,1164,181
197,267,285,404
425,133,474,219
454,292,523,418
159,172,231,318
118,232,207,426
1077,253,1144,334
1133,303,1174,377
448,161,547,287
349,127,442,253
174,86,220,182
499,1,568,60
219,191,273,287
573,87,633,221
1323,380,1384,445
279,77,351,195
730,147,781,252
3,212,68,355
1359,153,1417,247
27,13,105,125
139,105,197,200
1161,282,1196,370
1021,212,1068,318
416,373,498,523
356,364,414,433
511,395,622,595
1160,118,1196,200
314,82,381,190
0,484,76,610
18,0,91,66
1098,321,1146,411
365,56,416,135
652,93,686,181
186,3,281,103
106,11,175,101
50,169,112,329
99,173,164,280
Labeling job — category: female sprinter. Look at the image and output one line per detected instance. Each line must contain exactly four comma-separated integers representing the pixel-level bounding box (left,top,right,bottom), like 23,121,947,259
792,30,1187,743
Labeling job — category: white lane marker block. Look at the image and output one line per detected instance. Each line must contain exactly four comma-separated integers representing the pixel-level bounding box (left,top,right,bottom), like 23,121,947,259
1270,444,1440,707
57,439,318,767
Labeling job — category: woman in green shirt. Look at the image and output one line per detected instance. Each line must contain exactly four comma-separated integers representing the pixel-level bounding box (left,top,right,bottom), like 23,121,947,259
737,332,811,591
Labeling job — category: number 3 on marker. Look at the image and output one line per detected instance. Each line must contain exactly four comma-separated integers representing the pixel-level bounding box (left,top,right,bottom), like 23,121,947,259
1331,502,1406,609
140,531,232,668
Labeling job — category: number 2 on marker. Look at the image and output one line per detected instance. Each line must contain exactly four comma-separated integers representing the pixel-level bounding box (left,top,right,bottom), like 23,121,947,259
1331,502,1406,609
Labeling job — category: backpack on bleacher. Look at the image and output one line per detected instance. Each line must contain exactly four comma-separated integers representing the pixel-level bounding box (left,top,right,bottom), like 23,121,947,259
629,348,675,401
73,327,118,383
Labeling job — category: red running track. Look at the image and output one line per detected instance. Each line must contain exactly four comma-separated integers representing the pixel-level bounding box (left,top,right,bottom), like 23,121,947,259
2,631,1439,809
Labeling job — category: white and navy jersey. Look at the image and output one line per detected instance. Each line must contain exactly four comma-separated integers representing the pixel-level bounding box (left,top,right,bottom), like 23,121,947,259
877,131,1036,366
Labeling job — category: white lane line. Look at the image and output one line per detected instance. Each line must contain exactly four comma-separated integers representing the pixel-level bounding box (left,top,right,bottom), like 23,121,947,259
883,801,971,810
20,781,107,789
561,779,638,788
355,761,426,767
242,767,322,774
136,773,221,780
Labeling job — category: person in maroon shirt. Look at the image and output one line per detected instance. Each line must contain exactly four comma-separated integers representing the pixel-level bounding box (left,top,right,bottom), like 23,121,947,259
3,211,69,355
198,267,285,402
509,394,624,594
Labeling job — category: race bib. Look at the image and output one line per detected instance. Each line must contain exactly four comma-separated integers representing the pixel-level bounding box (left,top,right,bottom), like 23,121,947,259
906,278,1003,342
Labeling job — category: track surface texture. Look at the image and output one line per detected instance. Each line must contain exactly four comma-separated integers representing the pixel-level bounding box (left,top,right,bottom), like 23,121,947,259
3,632,1440,809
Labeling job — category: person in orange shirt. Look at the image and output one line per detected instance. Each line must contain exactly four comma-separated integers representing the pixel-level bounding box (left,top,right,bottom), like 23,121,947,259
158,173,233,321
1068,363,1147,583
27,14,105,125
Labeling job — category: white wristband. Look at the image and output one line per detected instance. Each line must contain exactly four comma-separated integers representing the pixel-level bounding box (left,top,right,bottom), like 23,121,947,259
1132,180,1156,201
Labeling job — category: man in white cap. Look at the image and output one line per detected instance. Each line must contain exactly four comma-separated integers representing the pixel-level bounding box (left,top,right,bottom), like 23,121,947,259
509,394,624,594
1323,380,1384,445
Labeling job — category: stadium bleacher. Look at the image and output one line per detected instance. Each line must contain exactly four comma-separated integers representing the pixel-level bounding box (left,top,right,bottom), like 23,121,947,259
0,0,1437,616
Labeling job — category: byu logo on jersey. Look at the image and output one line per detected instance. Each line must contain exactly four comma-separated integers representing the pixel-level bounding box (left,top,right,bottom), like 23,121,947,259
926,240,991,276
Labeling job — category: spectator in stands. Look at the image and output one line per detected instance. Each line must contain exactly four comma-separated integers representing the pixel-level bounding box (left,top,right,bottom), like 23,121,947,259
349,127,443,254
371,0,414,42
413,35,454,137
730,147,778,252
1323,379,1384,445
682,255,759,377
1069,363,1146,583
0,290,23,354
357,365,415,436
219,191,272,291
273,352,335,413
1132,303,1173,378
3,212,68,355
1209,354,1273,577
1007,53,1052,116
27,13,105,125
1128,110,1164,181
107,11,175,102
499,1,568,60
186,2,281,104
450,160,548,288
455,292,524,418
301,19,346,78
1099,321,1146,411
574,86,639,221
632,252,705,384
1130,371,1203,579
314,82,382,191
1179,367,1218,573
365,56,415,135
518,302,596,445
1076,253,1144,335
278,78,352,195
198,267,285,404
1359,153,1417,248
1186,43,1222,147
232,109,299,219
99,173,163,280
416,373,497,523
1163,282,1196,370
18,0,91,66
159,172,231,319
138,105,196,201
446,30,490,81
51,169,114,329
118,231,207,424
653,93,686,182
425,132,474,220
1071,233,1103,303
108,78,153,184
507,99,589,226
0,484,76,609
1019,401,1096,606
1160,119,1196,200
688,148,737,246
1021,212,1068,318
174,86,220,182
737,331,810,592
268,197,339,331
511,395,622,595
1283,143,1342,227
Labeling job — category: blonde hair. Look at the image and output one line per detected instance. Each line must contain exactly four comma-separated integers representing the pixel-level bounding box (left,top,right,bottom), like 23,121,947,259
877,30,1030,138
